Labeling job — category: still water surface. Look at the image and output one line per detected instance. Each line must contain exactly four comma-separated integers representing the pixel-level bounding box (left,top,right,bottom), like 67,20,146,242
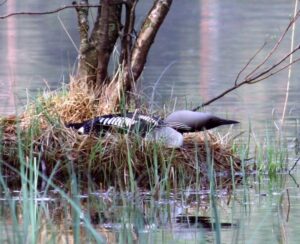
1,0,300,243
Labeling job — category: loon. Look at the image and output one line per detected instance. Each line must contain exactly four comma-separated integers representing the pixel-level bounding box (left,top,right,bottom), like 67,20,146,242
67,110,239,148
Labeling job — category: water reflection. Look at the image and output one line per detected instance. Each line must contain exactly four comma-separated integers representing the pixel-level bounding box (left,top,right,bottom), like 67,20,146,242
199,0,219,102
0,189,238,243
1,174,299,243
2,0,16,115
0,0,78,114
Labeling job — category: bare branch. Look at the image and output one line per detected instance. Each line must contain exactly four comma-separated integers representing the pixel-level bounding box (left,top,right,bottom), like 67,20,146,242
0,4,99,19
245,10,300,80
248,44,300,82
0,1,125,19
250,57,300,84
234,42,266,86
130,0,173,90
193,46,300,110
0,0,7,7
193,83,244,110
192,10,300,111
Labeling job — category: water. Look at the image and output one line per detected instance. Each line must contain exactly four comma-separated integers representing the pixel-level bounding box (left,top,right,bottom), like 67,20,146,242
1,0,300,243
2,176,299,243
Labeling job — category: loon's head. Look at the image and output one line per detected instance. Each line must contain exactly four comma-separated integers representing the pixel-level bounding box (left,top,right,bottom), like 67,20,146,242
165,110,239,133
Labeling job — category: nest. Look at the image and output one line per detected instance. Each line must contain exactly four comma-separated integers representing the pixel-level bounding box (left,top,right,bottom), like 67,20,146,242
0,83,244,190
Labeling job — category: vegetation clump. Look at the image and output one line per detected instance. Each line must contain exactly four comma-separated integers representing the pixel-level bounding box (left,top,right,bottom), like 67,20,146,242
0,84,243,190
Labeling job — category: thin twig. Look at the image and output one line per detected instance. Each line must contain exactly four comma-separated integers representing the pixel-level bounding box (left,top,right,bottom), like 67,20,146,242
192,82,244,111
250,57,300,84
288,172,300,187
247,44,300,82
234,42,267,86
289,156,300,173
0,1,126,19
0,4,98,19
0,0,7,7
245,10,300,80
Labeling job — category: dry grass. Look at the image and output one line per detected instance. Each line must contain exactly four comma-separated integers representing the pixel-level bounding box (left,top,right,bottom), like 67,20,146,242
0,81,245,190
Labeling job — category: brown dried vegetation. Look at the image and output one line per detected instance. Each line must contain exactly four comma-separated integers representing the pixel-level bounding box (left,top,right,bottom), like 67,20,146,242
0,82,244,190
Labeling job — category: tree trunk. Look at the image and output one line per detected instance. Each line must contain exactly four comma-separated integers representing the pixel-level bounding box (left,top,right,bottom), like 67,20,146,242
74,0,173,107
95,0,121,84
129,0,173,89
76,0,121,88
75,0,98,85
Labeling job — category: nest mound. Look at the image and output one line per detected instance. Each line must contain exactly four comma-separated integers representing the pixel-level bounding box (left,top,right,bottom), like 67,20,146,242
0,84,244,190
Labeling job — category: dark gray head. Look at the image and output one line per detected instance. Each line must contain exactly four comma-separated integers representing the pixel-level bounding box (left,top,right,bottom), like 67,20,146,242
164,110,239,133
